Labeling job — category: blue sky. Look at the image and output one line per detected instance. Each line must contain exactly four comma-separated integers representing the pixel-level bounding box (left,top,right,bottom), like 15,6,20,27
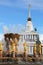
0,0,43,35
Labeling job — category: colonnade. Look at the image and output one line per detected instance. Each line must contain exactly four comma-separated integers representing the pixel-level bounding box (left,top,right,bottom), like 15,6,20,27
20,34,38,42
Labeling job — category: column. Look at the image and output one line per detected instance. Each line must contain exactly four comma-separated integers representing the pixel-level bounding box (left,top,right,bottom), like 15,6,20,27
21,35,23,41
23,35,25,42
33,35,34,41
30,35,31,39
25,35,27,41
24,35,25,40
23,35,24,40
25,35,26,40
32,46,33,54
31,35,32,41
32,35,33,41
29,35,30,41
29,35,31,40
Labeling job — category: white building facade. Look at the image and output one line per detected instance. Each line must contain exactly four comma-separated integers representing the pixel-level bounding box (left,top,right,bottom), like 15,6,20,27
18,7,39,55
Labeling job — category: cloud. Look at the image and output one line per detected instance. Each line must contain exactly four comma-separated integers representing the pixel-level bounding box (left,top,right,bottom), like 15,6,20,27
0,0,43,10
39,34,43,42
3,25,9,33
0,34,4,41
3,24,25,33
21,0,43,9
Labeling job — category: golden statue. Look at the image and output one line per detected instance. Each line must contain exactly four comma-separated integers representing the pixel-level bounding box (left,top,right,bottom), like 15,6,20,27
23,41,27,60
38,44,42,55
0,41,3,58
23,42,27,52
33,43,37,56
33,43,42,58
12,43,16,58
11,43,16,52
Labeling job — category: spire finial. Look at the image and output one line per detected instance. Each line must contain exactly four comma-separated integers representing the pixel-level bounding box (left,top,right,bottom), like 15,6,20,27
27,4,31,21
28,4,31,18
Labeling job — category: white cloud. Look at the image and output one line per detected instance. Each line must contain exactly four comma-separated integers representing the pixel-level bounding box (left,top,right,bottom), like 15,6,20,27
0,0,43,10
2,24,25,33
3,25,9,33
39,34,43,41
0,34,4,41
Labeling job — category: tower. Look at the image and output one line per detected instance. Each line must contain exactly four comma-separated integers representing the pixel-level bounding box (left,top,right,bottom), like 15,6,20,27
26,4,34,32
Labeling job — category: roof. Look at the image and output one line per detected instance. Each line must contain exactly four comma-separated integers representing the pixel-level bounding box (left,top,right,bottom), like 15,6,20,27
27,17,31,21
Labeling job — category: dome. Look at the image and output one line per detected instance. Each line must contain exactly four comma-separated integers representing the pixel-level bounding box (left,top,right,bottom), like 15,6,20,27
27,17,31,21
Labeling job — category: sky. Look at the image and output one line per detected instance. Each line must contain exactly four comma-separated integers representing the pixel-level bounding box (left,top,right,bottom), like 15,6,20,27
0,0,43,40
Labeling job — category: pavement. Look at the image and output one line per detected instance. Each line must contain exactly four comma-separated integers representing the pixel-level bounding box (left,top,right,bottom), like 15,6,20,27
0,61,43,65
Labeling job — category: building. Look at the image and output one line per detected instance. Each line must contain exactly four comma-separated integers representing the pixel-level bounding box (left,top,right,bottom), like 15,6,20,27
2,5,42,56
18,5,39,55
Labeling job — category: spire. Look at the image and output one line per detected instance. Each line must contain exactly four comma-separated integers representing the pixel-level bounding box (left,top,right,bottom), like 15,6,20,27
26,4,34,32
28,4,31,17
27,4,31,21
